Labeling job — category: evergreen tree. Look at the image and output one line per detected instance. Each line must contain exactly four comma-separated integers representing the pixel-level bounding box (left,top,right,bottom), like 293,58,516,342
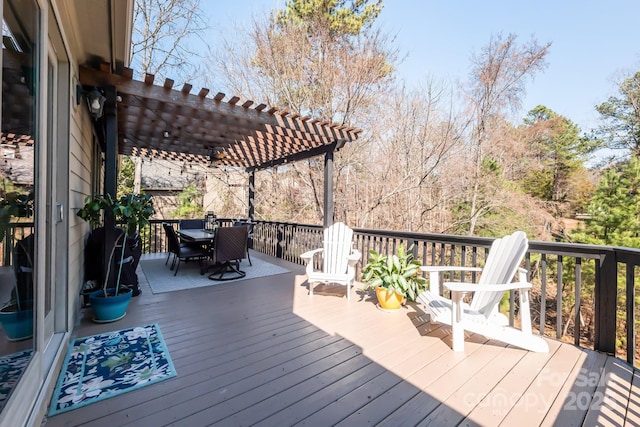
169,184,204,219
572,156,640,247
277,0,383,37
116,156,135,198
521,105,598,214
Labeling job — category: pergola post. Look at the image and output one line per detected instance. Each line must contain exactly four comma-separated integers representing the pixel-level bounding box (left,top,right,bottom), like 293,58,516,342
323,149,335,228
248,169,255,221
102,85,118,289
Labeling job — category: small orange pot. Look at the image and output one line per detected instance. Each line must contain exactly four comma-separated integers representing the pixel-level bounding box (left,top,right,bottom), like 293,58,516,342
375,287,403,311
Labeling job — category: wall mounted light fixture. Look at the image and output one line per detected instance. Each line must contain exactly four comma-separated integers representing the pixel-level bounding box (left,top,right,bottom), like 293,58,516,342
76,85,106,119
86,88,106,119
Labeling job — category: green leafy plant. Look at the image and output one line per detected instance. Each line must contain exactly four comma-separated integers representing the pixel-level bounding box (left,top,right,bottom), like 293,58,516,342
77,193,154,236
113,193,154,236
0,189,34,238
361,244,427,302
76,194,112,229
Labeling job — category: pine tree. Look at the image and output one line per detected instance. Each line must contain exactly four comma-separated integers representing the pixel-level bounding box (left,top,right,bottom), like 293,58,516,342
572,155,640,247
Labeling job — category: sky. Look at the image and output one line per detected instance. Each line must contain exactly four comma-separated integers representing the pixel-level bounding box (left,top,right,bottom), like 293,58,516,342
202,0,640,134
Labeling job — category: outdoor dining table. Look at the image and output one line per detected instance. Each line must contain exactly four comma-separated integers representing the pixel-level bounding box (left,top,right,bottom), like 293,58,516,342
177,228,216,244
177,228,217,275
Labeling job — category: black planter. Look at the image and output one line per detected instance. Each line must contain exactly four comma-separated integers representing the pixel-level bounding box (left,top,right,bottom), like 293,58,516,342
13,235,35,309
83,227,142,296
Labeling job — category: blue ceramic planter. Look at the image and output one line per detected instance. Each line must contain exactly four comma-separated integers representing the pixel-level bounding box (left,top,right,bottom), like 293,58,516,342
89,288,133,323
0,306,34,341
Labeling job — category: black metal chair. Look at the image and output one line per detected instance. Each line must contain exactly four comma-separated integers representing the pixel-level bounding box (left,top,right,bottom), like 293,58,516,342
178,219,209,251
208,226,248,281
163,223,209,276
179,219,205,230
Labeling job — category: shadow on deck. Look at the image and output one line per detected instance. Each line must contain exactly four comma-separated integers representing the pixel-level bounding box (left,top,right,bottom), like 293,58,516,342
44,251,640,426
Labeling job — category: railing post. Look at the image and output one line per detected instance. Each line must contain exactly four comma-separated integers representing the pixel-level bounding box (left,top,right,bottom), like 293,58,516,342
626,263,636,365
594,249,617,354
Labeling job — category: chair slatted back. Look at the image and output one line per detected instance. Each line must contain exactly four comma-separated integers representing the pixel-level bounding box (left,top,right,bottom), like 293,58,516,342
469,231,528,317
213,226,248,263
322,222,353,275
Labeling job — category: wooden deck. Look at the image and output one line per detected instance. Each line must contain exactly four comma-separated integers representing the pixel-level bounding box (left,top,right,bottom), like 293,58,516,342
44,252,639,426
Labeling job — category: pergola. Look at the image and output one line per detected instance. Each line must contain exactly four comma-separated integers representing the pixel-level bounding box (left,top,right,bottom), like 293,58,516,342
78,64,362,227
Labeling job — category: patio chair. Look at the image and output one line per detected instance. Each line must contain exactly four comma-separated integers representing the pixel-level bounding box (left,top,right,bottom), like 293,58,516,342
178,219,208,250
233,220,254,266
179,219,204,230
207,225,249,281
163,223,209,276
417,231,548,352
300,222,361,301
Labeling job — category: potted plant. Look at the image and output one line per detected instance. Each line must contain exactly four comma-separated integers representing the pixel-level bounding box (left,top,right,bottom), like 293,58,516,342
77,193,154,322
0,189,35,340
361,244,427,311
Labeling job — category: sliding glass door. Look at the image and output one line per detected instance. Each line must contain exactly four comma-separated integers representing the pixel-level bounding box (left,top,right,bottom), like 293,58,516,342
0,0,38,415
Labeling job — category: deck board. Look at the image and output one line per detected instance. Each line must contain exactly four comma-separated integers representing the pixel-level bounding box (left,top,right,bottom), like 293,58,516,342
44,251,639,427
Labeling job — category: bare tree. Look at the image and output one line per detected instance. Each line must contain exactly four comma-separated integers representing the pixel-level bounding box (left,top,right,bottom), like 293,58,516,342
205,1,398,224
130,0,208,83
461,33,551,235
347,80,464,232
128,0,209,193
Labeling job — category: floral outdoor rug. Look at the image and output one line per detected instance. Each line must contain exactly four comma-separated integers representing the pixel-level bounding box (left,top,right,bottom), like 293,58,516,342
0,349,33,412
48,323,176,416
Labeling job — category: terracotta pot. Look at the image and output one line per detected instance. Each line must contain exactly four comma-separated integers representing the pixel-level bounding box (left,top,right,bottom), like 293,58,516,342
375,287,403,311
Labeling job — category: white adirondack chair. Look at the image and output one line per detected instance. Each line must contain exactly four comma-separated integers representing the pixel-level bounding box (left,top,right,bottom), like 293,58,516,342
301,222,361,301
417,231,549,352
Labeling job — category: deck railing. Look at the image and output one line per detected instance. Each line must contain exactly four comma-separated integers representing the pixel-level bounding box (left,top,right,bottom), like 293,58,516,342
3,219,638,367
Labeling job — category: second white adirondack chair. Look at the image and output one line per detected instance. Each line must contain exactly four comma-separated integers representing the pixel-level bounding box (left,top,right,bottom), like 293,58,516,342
417,231,549,352
301,222,361,301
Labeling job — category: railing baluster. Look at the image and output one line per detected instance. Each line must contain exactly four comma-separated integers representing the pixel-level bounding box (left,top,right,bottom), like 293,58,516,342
461,245,467,283
540,254,547,336
557,256,563,340
575,258,582,347
432,241,436,265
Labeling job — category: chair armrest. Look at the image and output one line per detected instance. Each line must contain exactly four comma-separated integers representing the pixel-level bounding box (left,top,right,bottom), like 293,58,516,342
420,265,483,295
420,266,483,273
347,250,361,265
301,248,323,263
443,281,532,293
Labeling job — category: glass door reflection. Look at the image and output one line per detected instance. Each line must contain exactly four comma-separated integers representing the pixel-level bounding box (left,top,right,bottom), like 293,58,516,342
0,0,40,413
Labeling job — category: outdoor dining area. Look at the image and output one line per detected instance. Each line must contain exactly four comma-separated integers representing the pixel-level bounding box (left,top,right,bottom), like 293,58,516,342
162,214,253,281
